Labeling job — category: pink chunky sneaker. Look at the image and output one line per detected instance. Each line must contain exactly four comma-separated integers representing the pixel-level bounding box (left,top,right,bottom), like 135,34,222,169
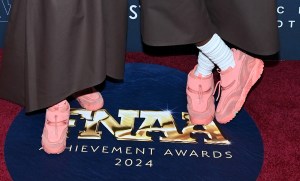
186,66,215,125
75,88,104,111
215,49,264,124
42,100,70,154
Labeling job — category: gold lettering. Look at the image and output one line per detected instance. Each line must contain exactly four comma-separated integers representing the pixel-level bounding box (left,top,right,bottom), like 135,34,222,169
71,109,103,139
135,111,182,142
70,109,230,145
181,112,230,145
71,109,139,140
100,110,139,140
69,119,76,127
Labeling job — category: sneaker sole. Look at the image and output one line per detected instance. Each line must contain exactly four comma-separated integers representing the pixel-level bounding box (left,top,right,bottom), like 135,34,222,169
218,59,264,124
190,115,214,125
42,140,66,154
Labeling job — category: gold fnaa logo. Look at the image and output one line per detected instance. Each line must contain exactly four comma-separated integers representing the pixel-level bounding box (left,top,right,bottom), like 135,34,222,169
69,109,230,145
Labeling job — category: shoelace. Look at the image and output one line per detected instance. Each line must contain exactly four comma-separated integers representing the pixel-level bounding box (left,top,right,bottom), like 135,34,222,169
213,79,236,102
213,68,222,101
213,81,222,101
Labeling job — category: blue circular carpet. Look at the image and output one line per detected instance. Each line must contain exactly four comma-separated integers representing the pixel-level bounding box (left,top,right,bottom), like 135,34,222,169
5,63,263,181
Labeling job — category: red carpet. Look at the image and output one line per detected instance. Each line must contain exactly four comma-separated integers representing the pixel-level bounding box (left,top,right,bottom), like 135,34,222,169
0,49,299,180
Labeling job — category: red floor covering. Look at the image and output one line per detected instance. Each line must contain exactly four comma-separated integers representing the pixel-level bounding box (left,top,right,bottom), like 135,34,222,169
0,49,299,180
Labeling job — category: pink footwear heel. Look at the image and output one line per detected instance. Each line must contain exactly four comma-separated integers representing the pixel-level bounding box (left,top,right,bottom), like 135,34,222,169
42,100,70,154
186,66,215,125
215,49,264,124
74,87,104,111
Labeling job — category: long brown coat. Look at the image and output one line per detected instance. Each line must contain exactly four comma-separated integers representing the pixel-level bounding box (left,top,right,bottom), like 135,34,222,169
0,0,127,112
141,0,279,55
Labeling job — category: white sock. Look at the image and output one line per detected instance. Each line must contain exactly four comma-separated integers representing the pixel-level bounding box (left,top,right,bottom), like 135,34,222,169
194,52,215,77
197,34,235,71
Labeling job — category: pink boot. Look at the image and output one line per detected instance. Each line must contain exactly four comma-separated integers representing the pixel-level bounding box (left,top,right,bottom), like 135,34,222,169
215,49,264,123
186,66,215,125
42,100,70,154
74,87,104,111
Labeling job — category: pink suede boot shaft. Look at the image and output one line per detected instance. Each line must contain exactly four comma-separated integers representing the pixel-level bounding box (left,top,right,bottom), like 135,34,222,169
42,100,70,154
75,88,104,111
215,49,264,123
186,66,215,125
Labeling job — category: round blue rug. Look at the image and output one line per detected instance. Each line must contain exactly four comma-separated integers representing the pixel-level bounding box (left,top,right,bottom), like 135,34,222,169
5,63,264,181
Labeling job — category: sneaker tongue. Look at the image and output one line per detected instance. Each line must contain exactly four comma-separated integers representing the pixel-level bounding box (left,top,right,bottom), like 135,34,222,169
220,67,235,87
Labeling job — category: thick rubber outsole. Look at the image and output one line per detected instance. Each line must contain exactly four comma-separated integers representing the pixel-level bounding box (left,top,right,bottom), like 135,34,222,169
187,103,215,125
189,115,214,125
42,140,66,154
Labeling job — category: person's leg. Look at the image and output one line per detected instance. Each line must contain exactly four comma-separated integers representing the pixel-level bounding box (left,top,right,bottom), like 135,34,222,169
194,46,215,77
187,33,235,125
194,33,236,77
201,0,277,123
140,0,275,125
196,34,235,71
